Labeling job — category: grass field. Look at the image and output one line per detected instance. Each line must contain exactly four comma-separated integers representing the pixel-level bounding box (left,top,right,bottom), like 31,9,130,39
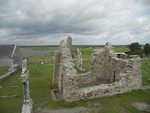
28,54,54,61
0,46,150,113
141,60,150,86
0,66,9,76
20,46,59,51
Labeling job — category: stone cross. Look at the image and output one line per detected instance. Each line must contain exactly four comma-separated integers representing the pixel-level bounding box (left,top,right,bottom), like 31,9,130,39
22,58,27,74
77,48,85,71
21,58,33,113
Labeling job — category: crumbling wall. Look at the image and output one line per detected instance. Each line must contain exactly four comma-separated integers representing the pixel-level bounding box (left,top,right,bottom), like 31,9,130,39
63,56,141,102
90,43,128,84
53,37,142,102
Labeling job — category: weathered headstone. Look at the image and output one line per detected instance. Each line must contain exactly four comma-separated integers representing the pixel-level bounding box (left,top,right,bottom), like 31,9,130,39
132,102,150,112
41,55,44,65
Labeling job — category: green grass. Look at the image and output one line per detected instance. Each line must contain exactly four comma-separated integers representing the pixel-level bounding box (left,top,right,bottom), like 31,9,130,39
20,46,59,51
0,66,9,76
27,62,54,109
28,54,54,61
75,60,91,74
94,89,150,113
114,46,129,53
73,47,99,58
0,71,23,113
1,60,149,113
73,46,129,58
141,60,150,86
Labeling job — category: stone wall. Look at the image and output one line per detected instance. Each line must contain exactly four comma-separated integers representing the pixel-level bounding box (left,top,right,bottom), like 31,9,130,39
53,37,142,102
13,46,24,65
0,45,23,67
63,56,141,102
53,51,61,85
0,58,13,66
0,66,18,83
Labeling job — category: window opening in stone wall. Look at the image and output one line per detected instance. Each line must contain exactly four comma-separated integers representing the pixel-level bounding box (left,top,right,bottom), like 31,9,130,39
60,74,63,93
113,71,116,82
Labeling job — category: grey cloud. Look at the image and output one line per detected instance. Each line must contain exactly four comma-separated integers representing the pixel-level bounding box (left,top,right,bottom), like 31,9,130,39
0,0,150,45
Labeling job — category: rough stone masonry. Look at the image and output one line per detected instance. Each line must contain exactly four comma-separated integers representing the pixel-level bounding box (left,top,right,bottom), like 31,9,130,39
53,36,142,102
21,58,34,113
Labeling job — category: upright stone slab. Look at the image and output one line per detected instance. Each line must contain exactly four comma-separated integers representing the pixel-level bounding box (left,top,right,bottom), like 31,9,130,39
41,55,44,64
21,58,34,113
77,48,85,71
67,35,72,49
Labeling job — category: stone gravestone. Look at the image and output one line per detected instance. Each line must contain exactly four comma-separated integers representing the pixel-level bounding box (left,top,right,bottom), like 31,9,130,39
21,58,34,113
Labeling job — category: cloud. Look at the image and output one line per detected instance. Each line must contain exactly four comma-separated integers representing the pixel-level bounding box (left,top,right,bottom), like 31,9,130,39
0,0,150,45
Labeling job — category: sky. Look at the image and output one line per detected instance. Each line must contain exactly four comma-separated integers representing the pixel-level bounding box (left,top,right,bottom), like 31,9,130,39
0,0,150,45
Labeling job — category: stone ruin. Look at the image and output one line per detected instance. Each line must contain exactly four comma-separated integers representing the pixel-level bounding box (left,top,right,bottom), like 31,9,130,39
67,35,72,49
21,58,34,113
53,36,142,102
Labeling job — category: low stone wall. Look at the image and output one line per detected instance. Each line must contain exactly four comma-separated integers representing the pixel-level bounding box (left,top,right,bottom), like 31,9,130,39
0,68,18,83
0,58,13,66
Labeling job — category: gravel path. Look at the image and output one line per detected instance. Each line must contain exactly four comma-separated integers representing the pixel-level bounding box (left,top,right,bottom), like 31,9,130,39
37,107,89,113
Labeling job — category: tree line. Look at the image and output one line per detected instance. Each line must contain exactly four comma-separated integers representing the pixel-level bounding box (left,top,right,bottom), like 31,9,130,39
126,42,150,58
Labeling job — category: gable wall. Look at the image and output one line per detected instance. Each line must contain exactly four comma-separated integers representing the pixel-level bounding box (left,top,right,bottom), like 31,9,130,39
12,46,24,65
0,58,13,66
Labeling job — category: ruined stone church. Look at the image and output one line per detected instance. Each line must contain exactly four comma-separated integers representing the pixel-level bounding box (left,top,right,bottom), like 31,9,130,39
53,36,142,102
0,44,23,66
